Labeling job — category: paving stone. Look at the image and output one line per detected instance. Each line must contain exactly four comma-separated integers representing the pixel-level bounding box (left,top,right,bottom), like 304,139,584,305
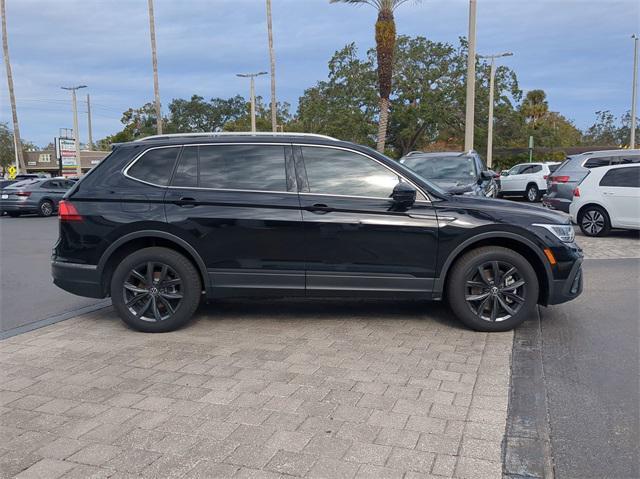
183,460,239,478
461,436,502,463
303,434,352,459
386,448,435,474
416,433,460,455
431,453,457,477
307,458,359,479
14,458,75,479
265,450,317,476
343,441,391,466
35,437,86,460
375,427,420,449
104,448,161,474
268,430,314,452
367,410,408,429
233,466,283,479
355,464,403,479
454,456,502,479
66,443,121,466
59,464,111,478
140,454,199,478
226,445,277,469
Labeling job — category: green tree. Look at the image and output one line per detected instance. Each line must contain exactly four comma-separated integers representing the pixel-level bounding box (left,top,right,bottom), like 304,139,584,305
223,96,292,132
330,0,422,153
520,89,548,127
583,110,638,146
168,95,246,132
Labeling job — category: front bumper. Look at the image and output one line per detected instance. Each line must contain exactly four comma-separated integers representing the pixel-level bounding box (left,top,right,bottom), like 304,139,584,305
52,260,105,298
547,257,583,305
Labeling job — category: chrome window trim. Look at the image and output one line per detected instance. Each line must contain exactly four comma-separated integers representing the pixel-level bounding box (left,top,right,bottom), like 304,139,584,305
294,143,431,202
122,142,431,202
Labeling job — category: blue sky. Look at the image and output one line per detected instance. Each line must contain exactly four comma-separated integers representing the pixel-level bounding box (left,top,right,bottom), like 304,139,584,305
1,0,638,147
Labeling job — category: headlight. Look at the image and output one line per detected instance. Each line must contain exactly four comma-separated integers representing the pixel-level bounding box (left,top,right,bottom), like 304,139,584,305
533,223,575,243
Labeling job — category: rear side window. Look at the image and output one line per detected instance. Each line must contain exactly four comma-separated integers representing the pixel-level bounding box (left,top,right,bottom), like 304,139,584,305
198,145,287,191
599,167,640,188
172,147,198,187
584,157,611,169
519,165,541,174
548,164,561,173
127,147,181,186
612,154,640,165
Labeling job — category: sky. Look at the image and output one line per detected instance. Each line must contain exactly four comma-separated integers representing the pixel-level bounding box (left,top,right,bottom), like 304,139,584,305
1,0,639,147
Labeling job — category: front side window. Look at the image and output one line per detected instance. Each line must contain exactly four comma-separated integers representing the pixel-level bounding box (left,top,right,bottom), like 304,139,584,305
599,167,640,188
128,147,181,186
172,147,198,187
198,145,287,191
301,146,400,198
507,164,524,175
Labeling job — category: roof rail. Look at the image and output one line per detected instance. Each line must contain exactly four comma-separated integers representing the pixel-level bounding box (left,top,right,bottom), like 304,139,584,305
134,132,338,142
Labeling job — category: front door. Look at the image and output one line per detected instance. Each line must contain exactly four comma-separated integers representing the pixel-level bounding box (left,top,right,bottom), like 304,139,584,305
164,143,306,296
599,166,640,227
295,145,439,296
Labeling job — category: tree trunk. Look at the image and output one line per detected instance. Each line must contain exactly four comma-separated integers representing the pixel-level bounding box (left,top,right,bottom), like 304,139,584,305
147,0,162,134
266,0,277,132
1,0,26,173
376,97,389,153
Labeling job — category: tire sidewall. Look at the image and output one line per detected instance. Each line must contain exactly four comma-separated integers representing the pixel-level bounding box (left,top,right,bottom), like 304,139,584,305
526,184,539,202
447,247,539,332
110,247,201,333
39,200,53,217
579,206,610,237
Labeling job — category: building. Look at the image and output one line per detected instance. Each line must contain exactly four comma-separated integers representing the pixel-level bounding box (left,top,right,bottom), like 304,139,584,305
24,150,110,175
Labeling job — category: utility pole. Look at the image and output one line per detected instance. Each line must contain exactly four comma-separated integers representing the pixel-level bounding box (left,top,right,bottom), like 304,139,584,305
1,0,26,173
86,93,93,150
147,0,162,134
478,52,513,168
61,85,87,176
464,0,477,152
266,0,277,132
237,72,267,132
631,34,638,149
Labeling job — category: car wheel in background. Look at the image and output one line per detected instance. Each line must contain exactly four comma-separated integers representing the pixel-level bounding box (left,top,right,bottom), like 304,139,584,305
38,200,54,217
110,247,202,333
579,205,611,237
446,246,539,332
525,184,539,202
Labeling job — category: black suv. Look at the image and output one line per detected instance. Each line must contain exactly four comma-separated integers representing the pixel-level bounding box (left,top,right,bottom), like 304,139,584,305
52,133,583,333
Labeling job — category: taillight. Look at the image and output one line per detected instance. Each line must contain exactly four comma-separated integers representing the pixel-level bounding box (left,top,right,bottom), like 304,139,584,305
15,191,31,197
58,200,82,222
573,187,580,197
550,175,570,183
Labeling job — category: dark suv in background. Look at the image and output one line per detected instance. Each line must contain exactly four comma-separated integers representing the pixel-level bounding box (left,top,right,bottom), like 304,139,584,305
52,133,583,333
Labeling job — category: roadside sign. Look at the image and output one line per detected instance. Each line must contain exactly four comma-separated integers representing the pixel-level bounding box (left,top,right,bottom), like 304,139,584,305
57,137,78,177
8,165,17,179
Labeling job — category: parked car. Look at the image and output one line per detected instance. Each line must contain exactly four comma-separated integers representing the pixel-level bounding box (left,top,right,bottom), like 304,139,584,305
399,151,498,197
14,173,48,180
0,178,75,217
498,162,561,202
0,179,18,189
543,149,640,212
569,163,640,237
52,132,583,333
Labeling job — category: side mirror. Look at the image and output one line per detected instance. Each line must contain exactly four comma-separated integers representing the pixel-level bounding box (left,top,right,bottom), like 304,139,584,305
391,182,417,207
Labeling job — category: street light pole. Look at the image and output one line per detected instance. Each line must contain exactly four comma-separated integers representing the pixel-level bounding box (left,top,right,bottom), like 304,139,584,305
61,85,87,176
147,0,162,135
237,72,268,132
631,34,638,149
86,93,93,151
266,0,278,133
478,52,513,168
464,0,477,152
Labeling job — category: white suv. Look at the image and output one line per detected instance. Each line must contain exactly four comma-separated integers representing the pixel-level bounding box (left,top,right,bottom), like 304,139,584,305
570,163,640,236
499,162,561,202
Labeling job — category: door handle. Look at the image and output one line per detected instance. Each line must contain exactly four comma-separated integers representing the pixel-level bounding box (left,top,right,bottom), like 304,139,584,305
602,192,614,196
174,197,197,207
306,203,332,214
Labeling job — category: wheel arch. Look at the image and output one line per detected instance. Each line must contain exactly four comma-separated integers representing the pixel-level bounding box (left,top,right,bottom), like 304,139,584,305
576,202,610,222
97,230,209,297
434,232,552,305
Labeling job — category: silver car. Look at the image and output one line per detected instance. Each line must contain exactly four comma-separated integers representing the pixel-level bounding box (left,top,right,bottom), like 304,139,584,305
0,178,75,217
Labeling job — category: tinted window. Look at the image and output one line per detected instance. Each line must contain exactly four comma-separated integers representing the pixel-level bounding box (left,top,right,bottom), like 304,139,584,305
302,147,400,198
599,167,640,188
402,155,477,181
507,164,525,175
519,165,542,174
584,157,611,169
198,145,286,191
172,147,198,187
128,147,181,186
548,164,561,173
612,154,640,165
41,181,56,188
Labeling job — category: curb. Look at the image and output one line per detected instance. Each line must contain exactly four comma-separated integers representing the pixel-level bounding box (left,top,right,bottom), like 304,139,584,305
503,308,555,478
0,300,112,340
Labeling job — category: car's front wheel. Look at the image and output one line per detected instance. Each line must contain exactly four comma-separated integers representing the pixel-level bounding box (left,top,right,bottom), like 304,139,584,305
447,246,539,332
110,247,202,333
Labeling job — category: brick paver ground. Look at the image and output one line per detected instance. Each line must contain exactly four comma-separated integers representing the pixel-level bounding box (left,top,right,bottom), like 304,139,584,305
574,229,640,259
0,301,513,478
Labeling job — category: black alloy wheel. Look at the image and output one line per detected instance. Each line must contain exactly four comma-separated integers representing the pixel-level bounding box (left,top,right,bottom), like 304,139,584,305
123,261,183,322
464,260,526,322
39,200,54,217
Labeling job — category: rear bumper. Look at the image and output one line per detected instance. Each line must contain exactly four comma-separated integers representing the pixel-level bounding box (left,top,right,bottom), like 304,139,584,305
547,258,583,305
542,196,571,213
51,260,105,298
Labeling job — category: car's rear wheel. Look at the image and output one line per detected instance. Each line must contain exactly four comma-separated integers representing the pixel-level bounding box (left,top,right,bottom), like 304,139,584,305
38,200,54,217
110,247,202,333
579,205,610,237
447,246,539,332
525,184,539,202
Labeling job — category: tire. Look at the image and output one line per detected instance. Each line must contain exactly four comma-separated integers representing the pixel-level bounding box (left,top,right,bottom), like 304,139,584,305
110,247,202,333
7,211,20,217
446,246,539,332
579,205,610,237
38,200,54,217
525,184,539,202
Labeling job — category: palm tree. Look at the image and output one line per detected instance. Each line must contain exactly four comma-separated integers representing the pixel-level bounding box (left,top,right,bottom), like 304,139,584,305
330,0,417,152
1,0,26,173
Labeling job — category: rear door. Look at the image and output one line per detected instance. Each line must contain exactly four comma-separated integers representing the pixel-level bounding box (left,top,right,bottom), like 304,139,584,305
295,144,438,296
598,166,640,227
164,143,306,296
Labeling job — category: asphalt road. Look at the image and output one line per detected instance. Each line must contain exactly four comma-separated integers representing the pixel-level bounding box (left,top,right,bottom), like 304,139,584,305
540,258,640,478
0,215,105,335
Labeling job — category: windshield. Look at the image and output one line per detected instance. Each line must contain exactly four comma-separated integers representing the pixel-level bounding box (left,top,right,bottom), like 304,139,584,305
402,155,477,181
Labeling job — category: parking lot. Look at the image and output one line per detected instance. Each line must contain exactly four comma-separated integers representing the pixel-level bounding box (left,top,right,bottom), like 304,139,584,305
0,213,638,478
